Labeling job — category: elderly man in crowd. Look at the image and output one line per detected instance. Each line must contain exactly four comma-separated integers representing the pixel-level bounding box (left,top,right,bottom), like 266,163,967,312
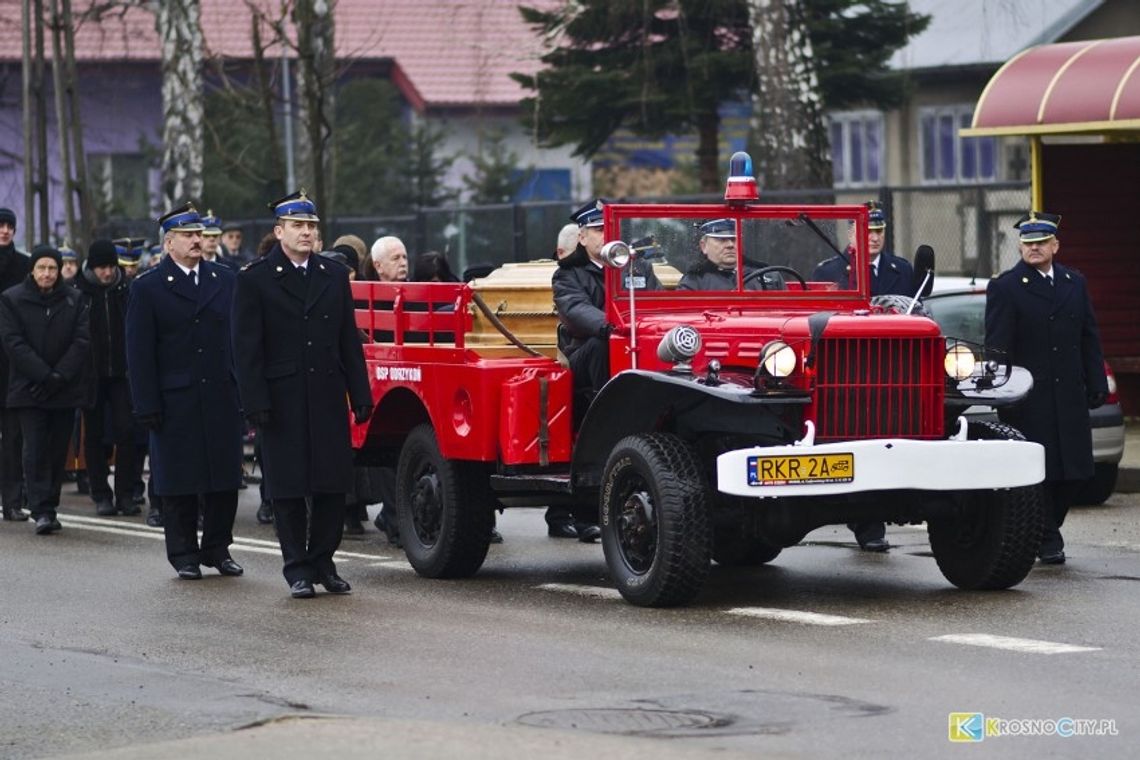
0,245,90,535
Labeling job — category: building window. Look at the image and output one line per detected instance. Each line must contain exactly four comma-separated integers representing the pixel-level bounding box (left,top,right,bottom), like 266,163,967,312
89,152,150,218
919,106,998,184
829,111,884,188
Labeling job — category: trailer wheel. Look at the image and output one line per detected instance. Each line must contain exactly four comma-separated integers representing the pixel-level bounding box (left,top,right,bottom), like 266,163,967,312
927,420,1042,590
712,529,782,566
396,424,494,579
600,433,710,607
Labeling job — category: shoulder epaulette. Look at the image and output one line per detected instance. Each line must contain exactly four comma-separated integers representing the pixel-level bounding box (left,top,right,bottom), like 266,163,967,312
240,258,267,272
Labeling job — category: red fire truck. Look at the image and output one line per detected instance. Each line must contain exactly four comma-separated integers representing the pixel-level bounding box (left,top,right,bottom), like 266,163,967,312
349,154,1046,607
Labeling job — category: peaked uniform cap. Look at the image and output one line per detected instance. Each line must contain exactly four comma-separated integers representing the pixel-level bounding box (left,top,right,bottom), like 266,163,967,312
200,210,223,236
1014,211,1061,243
570,198,606,228
699,218,735,238
865,200,887,230
270,190,320,222
158,203,205,234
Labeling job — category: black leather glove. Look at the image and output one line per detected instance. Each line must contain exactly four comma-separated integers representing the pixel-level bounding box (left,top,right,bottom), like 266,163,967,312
1087,390,1106,409
598,322,614,339
41,371,65,396
246,410,272,427
353,405,374,425
29,383,49,402
136,413,163,432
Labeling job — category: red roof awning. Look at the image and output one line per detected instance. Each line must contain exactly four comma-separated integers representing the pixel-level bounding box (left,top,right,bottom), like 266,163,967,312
962,35,1140,137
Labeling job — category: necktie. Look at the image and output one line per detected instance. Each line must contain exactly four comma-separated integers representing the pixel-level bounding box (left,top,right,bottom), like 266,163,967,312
190,270,197,286
1046,274,1054,287
298,265,307,278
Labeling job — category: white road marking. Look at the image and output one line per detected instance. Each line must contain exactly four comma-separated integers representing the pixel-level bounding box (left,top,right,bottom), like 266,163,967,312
727,607,873,626
930,633,1101,654
537,583,623,601
54,513,395,563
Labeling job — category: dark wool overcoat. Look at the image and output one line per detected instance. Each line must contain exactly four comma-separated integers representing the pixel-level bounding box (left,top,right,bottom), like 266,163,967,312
125,256,243,496
231,245,370,499
0,245,30,404
0,277,90,409
985,259,1108,482
812,248,915,297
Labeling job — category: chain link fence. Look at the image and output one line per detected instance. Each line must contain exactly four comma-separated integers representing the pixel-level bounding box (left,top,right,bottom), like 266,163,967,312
97,182,1028,278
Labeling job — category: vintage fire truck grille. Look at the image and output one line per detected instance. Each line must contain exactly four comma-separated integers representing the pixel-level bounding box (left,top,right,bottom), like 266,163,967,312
813,337,944,441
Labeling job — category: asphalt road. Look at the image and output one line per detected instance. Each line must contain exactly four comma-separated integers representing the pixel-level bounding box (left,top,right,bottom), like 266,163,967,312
2,485,1138,759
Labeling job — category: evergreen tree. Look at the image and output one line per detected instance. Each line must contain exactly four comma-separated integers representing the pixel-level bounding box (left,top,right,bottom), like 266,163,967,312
514,0,928,192
462,131,528,205
513,0,752,193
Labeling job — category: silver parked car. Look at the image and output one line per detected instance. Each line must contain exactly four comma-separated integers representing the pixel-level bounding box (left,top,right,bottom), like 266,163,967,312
924,278,1125,505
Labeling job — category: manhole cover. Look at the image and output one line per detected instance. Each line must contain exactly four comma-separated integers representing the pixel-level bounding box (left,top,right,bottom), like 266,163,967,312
517,708,731,737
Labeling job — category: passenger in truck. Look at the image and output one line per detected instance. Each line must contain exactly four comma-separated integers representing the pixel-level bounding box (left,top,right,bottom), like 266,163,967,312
677,218,785,291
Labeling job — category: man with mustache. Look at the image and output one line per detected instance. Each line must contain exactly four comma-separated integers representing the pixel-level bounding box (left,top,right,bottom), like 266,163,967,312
125,203,245,581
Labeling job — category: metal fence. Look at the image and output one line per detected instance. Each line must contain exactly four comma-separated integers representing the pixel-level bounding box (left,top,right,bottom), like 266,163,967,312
97,181,1029,278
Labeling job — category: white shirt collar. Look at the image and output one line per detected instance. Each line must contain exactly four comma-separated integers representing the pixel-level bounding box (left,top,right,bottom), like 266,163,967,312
173,261,199,278
1039,267,1054,279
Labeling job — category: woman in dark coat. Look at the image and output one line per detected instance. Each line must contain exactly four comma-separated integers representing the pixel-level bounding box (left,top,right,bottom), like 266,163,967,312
0,245,90,534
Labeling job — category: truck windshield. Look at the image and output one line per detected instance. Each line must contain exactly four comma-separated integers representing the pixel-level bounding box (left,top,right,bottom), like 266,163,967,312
615,214,861,295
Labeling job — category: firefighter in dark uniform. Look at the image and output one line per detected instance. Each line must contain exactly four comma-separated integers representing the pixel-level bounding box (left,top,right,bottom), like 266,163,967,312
553,199,660,543
812,201,915,298
985,212,1107,565
232,191,372,599
813,202,913,551
125,204,245,580
678,218,784,291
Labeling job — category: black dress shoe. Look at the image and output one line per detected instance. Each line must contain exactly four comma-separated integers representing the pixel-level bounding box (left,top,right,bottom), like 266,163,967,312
290,579,316,598
256,502,274,525
547,521,577,539
118,500,142,517
859,538,890,552
49,519,62,532
343,518,364,536
176,565,202,580
577,524,602,543
318,574,352,594
211,558,244,576
2,506,29,521
95,499,116,516
1039,550,1066,565
489,528,504,544
145,507,163,527
33,516,54,535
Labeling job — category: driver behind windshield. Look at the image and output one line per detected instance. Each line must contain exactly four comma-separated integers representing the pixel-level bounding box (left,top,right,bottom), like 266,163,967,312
677,219,784,291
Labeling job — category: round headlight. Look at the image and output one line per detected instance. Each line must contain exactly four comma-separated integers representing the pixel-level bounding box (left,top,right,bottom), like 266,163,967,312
944,344,976,381
599,240,631,269
760,341,796,377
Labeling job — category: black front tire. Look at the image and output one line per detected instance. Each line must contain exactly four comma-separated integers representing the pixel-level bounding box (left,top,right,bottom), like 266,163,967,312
395,424,494,578
927,420,1042,590
600,433,711,607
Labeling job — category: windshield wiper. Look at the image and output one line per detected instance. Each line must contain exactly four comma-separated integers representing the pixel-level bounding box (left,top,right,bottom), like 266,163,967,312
790,212,849,267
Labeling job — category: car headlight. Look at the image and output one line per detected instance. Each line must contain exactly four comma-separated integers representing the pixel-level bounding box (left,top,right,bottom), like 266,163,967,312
944,344,976,381
759,341,796,377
